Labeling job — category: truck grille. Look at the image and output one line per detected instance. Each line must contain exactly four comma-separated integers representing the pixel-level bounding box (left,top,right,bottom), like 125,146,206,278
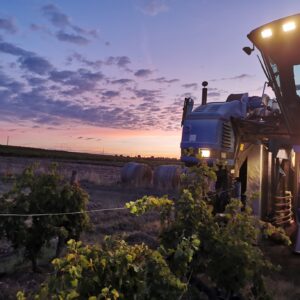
222,122,232,149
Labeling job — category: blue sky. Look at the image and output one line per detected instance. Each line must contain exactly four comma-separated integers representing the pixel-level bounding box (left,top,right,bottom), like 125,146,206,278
0,0,300,157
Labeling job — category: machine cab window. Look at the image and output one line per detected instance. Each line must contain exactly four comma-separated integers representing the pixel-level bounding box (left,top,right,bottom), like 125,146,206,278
247,13,300,134
293,64,300,97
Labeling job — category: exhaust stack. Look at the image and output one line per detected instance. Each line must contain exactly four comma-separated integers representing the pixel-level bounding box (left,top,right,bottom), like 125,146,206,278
202,81,208,105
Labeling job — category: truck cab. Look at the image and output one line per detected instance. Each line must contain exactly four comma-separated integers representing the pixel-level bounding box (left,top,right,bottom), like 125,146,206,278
180,95,246,166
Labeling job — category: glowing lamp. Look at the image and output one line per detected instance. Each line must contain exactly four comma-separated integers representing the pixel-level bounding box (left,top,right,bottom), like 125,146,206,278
282,21,296,32
291,149,296,168
199,149,210,158
261,28,272,38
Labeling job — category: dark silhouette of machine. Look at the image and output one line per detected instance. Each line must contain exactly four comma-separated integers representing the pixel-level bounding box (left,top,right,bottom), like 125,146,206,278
180,13,300,228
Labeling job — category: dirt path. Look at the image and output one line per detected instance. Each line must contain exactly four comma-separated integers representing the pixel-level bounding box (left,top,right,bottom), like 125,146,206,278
81,182,161,247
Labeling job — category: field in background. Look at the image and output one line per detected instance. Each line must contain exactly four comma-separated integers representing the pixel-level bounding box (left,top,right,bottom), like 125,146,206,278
0,144,181,191
0,145,180,167
0,156,122,186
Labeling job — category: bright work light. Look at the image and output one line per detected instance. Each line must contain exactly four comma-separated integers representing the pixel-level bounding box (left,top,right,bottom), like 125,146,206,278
261,28,272,38
282,21,296,32
199,149,210,158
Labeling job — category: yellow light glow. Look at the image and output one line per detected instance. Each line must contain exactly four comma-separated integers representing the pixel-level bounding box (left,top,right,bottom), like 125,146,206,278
261,28,272,38
200,149,210,158
221,152,227,159
282,21,296,32
291,149,296,168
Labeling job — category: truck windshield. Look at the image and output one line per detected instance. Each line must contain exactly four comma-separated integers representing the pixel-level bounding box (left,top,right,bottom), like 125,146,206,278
294,65,300,97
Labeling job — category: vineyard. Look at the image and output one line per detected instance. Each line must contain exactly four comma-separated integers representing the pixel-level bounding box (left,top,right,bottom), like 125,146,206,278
0,161,300,299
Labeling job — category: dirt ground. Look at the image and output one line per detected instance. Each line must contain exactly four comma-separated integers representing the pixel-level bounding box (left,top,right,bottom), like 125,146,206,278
262,239,300,299
81,182,162,247
1,179,300,299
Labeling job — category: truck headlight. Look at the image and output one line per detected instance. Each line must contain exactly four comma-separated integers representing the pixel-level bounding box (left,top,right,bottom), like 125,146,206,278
282,21,296,32
199,149,210,158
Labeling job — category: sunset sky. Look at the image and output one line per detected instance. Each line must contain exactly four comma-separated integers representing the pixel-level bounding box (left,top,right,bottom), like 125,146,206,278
0,0,300,157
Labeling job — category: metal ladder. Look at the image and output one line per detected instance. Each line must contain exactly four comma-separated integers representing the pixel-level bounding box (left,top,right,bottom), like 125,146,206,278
273,191,293,226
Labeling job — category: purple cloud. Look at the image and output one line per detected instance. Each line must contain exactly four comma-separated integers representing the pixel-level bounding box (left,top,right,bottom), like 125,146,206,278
134,69,152,77
68,54,131,69
106,56,131,69
30,23,52,35
56,30,89,45
49,68,104,94
211,73,253,81
41,4,98,44
26,77,47,86
111,78,133,85
0,40,53,75
182,83,198,90
0,79,170,130
133,88,161,103
102,90,120,98
0,41,32,57
0,71,25,93
41,4,70,28
72,25,99,38
207,92,221,97
151,77,179,84
67,53,103,69
0,17,17,34
19,55,53,75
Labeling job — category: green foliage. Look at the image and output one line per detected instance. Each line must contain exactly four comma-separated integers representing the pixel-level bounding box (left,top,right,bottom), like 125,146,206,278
160,234,201,278
16,291,26,300
16,162,291,299
126,195,174,228
126,195,173,216
0,164,89,271
180,160,217,202
128,163,289,299
205,198,275,296
260,220,291,246
31,238,186,300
